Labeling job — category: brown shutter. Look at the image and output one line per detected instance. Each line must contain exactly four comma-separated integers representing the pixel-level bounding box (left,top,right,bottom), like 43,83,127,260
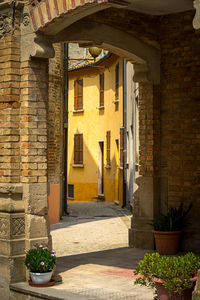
115,63,119,100
79,134,83,164
100,73,104,107
74,134,79,164
74,80,77,110
77,79,83,110
106,131,110,166
120,128,124,167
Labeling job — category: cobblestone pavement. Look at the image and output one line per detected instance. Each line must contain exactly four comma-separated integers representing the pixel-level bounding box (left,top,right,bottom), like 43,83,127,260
51,201,155,300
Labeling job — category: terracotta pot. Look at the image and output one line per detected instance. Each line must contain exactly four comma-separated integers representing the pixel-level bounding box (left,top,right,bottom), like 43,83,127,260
152,277,197,300
152,230,182,255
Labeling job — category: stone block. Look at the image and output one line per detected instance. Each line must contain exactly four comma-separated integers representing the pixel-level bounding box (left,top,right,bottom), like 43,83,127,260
25,214,50,239
23,183,48,215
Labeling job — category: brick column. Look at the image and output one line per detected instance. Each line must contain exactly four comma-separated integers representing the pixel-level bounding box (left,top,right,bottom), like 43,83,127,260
20,59,51,252
129,64,161,249
0,3,26,298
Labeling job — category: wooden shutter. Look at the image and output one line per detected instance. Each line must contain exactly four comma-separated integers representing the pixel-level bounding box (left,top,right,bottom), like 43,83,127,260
100,73,104,107
120,128,124,167
74,80,77,110
115,63,119,100
74,79,83,110
74,134,83,164
79,134,83,164
77,79,83,110
106,131,111,166
74,134,79,164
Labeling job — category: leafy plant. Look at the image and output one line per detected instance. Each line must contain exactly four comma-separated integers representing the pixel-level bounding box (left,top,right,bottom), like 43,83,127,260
134,252,200,296
24,245,57,273
149,202,192,231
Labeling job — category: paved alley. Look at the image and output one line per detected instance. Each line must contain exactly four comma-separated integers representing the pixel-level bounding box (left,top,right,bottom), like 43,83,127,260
50,201,155,300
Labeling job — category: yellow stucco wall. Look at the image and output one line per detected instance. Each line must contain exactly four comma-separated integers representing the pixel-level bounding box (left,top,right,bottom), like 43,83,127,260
67,55,123,205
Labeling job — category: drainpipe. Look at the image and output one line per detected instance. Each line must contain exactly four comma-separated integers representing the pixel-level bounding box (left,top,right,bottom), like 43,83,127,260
63,42,69,215
122,59,127,208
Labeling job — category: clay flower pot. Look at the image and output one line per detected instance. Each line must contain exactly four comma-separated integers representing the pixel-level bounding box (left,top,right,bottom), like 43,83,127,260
152,276,197,300
152,230,182,255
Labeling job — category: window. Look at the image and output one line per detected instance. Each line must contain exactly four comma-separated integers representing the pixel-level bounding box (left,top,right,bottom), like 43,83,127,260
68,184,74,199
106,131,111,166
74,134,83,164
99,73,104,107
74,79,83,110
120,127,124,167
115,63,119,100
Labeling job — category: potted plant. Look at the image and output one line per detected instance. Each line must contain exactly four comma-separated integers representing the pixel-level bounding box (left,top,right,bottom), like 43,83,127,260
134,252,200,300
24,244,57,285
149,202,192,254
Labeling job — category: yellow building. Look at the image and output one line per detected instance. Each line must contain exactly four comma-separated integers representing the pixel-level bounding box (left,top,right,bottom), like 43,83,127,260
67,53,124,205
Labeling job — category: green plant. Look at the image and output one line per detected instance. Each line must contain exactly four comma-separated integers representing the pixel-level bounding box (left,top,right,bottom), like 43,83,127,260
134,252,200,296
24,245,57,273
149,202,192,231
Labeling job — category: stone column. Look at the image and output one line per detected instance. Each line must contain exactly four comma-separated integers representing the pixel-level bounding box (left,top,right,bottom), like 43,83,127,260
129,63,161,249
0,2,26,298
20,59,51,252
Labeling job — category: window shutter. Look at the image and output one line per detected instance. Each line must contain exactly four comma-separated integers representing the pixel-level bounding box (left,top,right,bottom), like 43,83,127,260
74,80,77,110
115,63,119,100
100,73,104,107
106,131,110,166
120,128,124,167
77,79,83,110
74,134,79,164
79,134,83,164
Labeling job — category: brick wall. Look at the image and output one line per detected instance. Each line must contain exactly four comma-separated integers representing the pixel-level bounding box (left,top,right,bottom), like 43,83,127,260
0,13,21,184
48,43,63,185
160,11,200,250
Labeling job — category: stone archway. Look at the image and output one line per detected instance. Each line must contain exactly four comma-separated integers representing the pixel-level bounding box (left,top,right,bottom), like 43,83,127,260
0,2,161,297
2,0,200,298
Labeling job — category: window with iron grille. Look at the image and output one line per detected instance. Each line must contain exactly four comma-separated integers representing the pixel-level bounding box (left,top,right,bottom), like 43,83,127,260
106,131,111,166
68,184,74,199
99,73,104,107
115,63,119,100
74,134,83,164
74,79,83,110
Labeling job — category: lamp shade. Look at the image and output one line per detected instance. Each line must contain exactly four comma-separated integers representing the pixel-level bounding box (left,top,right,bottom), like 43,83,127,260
89,47,102,59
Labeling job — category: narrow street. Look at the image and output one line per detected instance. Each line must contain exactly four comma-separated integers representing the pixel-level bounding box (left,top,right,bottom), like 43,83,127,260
50,201,155,300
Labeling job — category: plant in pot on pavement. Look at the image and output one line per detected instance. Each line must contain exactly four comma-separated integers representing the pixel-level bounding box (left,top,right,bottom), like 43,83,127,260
24,245,57,285
149,202,192,255
134,252,200,300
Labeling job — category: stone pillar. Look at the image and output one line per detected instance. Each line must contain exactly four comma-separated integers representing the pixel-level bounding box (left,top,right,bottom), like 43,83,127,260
20,59,51,252
129,64,161,249
0,2,26,298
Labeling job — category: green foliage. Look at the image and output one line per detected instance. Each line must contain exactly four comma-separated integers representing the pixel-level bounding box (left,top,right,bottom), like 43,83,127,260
24,245,57,273
149,202,192,231
134,252,200,296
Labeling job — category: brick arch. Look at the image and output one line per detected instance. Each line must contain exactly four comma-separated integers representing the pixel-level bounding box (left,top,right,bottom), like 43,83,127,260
29,0,127,33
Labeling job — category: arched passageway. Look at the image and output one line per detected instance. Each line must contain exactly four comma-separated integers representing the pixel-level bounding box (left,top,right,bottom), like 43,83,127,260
0,0,200,298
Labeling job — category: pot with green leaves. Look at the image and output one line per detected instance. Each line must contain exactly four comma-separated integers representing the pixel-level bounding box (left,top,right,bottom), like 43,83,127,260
149,202,192,255
134,252,200,300
24,245,57,284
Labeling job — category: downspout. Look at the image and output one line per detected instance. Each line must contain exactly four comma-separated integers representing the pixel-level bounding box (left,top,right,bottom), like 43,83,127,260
122,59,127,208
63,42,69,215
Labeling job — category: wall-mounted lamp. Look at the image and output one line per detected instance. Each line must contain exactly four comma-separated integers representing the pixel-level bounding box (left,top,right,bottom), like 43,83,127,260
89,47,102,59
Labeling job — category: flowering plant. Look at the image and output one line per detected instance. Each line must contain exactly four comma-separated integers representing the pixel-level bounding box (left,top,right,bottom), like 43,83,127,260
24,245,57,273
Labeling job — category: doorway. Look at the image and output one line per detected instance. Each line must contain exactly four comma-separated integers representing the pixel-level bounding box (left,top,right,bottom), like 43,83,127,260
98,141,104,196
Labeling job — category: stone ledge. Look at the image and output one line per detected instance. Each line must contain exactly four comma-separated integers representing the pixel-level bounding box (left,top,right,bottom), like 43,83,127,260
10,282,99,300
